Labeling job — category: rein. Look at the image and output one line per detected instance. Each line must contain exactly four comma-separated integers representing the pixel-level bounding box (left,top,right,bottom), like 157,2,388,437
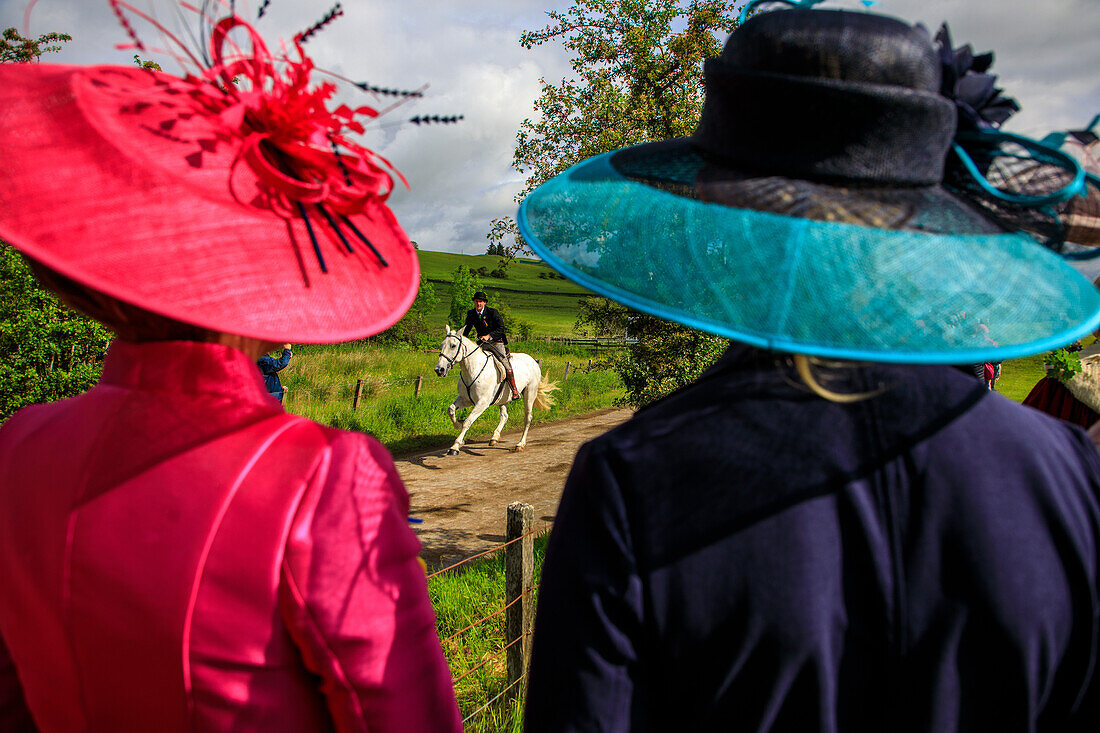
440,334,493,403
438,333,471,369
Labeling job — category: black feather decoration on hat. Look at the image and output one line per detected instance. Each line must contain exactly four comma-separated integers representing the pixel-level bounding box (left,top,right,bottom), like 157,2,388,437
354,83,425,98
296,3,343,44
410,115,465,126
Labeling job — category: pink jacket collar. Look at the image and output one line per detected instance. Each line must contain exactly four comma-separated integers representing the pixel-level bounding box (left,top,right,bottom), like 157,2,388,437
99,340,276,408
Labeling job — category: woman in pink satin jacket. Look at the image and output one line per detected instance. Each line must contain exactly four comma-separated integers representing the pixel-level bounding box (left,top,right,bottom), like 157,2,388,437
0,4,460,731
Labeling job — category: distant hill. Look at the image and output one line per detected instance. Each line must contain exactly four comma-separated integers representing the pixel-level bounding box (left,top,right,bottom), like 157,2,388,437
416,249,593,336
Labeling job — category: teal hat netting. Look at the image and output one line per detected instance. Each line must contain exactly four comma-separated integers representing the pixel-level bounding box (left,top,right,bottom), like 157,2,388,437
518,149,1100,363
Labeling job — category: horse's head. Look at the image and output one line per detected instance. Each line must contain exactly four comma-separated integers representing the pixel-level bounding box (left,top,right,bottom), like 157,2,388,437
435,325,465,377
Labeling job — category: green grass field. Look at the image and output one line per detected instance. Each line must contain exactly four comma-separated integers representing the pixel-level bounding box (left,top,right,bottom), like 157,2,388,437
417,250,591,296
281,341,625,454
426,281,586,336
995,353,1046,403
417,249,593,336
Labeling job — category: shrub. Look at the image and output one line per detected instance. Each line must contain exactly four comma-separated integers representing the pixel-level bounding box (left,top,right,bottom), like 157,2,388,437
613,315,728,407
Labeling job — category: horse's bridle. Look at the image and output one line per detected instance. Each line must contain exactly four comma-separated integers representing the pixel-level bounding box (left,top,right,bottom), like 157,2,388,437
439,333,497,404
438,333,473,370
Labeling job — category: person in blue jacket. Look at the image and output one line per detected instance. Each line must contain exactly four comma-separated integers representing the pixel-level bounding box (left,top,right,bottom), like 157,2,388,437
257,344,292,402
517,3,1100,731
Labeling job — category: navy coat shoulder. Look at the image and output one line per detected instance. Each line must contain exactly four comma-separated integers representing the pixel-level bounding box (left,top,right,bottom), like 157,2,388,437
526,346,1100,732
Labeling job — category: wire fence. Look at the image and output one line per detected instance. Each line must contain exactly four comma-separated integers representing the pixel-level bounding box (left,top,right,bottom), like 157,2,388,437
428,503,547,728
282,357,597,410
539,336,636,349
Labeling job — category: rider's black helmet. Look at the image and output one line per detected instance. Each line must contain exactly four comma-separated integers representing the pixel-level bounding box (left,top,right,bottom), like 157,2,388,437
472,291,489,302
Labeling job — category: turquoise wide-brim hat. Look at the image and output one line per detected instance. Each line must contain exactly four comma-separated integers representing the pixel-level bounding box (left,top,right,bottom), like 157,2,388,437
518,7,1100,364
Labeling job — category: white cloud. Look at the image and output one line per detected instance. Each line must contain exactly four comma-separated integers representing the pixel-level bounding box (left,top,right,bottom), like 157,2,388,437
1,0,1097,255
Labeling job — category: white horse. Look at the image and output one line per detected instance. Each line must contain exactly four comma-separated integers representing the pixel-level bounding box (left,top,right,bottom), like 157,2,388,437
434,326,557,455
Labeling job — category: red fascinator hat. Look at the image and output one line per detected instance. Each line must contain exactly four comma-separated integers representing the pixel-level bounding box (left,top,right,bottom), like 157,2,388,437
0,2,446,343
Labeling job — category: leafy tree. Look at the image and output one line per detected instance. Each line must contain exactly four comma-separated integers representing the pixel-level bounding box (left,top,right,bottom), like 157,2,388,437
0,27,71,63
447,265,482,329
1,244,112,420
1,29,110,422
505,0,738,406
613,316,728,407
488,0,737,259
574,296,630,337
376,273,439,349
575,294,729,407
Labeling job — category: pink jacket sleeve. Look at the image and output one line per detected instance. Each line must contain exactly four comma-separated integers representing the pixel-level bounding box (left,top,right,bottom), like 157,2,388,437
279,432,461,733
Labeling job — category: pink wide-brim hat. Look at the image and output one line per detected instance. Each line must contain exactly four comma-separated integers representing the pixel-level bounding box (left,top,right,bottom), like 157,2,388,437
0,49,418,343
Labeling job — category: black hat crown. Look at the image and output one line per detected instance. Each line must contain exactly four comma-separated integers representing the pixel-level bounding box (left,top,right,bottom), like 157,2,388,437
693,9,955,185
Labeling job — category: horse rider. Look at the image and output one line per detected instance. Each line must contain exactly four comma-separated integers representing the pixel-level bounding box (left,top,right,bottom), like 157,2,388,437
463,291,520,399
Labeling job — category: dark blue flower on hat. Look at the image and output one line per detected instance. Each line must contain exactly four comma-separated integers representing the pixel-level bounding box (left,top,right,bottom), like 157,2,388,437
934,24,1020,132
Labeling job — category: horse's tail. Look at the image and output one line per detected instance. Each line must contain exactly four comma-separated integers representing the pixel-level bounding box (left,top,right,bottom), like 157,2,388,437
534,373,559,411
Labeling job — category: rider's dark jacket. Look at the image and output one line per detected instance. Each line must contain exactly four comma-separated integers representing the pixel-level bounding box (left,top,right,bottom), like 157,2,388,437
463,307,507,344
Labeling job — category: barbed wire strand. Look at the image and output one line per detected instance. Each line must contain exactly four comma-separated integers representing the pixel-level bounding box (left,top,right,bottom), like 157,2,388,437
426,525,544,579
462,672,528,725
442,593,526,645
452,632,528,686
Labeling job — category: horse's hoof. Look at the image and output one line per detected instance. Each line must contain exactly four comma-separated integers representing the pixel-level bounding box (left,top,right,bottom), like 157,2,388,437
513,445,525,453
446,449,460,456
489,439,498,447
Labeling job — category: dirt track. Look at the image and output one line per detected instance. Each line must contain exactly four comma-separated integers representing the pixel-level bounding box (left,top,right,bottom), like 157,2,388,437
394,408,633,567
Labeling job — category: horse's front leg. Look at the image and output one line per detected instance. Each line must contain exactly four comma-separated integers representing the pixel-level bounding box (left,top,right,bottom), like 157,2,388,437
489,404,508,446
447,399,463,430
447,388,473,430
447,399,491,456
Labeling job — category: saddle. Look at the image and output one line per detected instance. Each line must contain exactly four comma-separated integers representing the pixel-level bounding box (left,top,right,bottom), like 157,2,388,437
478,342,511,384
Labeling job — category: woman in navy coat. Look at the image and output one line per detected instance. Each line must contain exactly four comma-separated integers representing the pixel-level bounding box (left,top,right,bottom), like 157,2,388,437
518,4,1100,730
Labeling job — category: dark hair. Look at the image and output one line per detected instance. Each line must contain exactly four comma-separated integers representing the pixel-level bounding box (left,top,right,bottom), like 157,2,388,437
26,256,215,342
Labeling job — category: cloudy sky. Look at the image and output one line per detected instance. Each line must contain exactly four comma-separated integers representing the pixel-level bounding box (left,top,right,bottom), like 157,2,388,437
2,0,1098,255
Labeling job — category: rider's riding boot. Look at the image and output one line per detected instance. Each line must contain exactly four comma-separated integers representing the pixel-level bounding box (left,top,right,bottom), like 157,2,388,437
506,370,520,400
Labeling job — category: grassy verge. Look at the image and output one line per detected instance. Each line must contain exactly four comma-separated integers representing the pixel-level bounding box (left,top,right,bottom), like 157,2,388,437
280,341,625,454
995,353,1046,403
428,534,549,733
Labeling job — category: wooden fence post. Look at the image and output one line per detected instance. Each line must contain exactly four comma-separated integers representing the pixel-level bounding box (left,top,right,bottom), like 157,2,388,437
588,358,592,369
352,379,364,410
506,502,534,699
415,375,423,398
563,361,571,382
